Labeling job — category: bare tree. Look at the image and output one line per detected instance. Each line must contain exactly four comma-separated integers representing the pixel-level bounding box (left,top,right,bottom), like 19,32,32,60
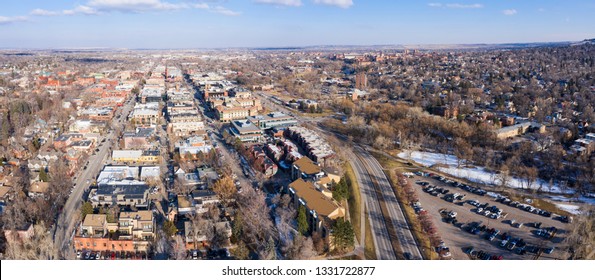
5,222,57,260
565,206,594,260
235,186,277,258
172,176,194,197
172,235,187,260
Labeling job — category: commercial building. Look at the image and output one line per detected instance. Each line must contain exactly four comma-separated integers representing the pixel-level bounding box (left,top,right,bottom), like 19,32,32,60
230,119,263,142
91,183,149,208
247,112,297,130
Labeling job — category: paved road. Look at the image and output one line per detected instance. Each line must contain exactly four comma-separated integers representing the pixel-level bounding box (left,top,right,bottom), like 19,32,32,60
348,150,396,260
354,146,423,260
53,99,135,259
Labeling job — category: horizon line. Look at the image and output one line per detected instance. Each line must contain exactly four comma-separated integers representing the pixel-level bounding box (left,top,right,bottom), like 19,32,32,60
1,38,592,52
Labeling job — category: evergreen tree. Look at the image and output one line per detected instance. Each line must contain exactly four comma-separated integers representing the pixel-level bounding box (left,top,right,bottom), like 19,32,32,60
332,219,355,251
297,205,310,235
38,168,49,182
332,177,349,202
80,202,94,220
163,220,178,237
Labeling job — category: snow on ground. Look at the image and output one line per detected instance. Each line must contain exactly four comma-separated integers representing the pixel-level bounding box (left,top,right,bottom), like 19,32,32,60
398,150,573,194
554,204,582,215
546,195,595,205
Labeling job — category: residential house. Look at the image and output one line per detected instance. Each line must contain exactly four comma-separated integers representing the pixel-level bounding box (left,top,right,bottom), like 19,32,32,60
28,182,49,198
4,224,34,244
191,189,219,213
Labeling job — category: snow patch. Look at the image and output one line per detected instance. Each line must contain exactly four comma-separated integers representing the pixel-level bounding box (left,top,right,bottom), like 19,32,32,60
554,204,582,215
399,150,572,194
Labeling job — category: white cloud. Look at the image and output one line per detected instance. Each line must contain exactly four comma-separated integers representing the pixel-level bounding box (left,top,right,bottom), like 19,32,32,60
29,1,240,18
30,9,60,16
255,0,302,7
212,6,241,16
63,5,99,15
446,3,482,9
428,3,483,9
87,0,189,12
0,16,28,24
503,9,517,16
192,3,209,9
313,0,353,9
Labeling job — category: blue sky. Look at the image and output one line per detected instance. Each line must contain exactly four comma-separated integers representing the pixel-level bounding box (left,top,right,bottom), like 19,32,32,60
0,0,593,48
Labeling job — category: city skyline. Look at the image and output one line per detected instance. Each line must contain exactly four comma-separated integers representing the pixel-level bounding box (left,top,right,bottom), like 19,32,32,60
1,1,594,49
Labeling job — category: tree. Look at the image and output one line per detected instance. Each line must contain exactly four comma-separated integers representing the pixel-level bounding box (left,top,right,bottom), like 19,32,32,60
38,168,49,182
231,212,243,244
80,202,94,220
285,234,317,260
259,236,277,260
172,235,187,260
235,186,277,257
520,166,538,191
163,220,178,237
297,205,310,235
233,138,243,151
31,137,41,151
311,231,326,254
332,177,349,202
332,219,355,252
565,206,594,260
5,222,57,260
230,239,249,260
172,176,194,197
212,175,237,206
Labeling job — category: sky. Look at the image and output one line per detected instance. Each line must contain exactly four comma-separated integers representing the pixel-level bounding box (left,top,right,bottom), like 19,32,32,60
0,0,593,49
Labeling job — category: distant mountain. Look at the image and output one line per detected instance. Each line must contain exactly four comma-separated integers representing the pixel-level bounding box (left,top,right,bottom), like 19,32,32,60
571,38,595,46
247,41,576,52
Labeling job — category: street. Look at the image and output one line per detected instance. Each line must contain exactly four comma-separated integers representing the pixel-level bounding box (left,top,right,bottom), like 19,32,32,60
53,99,135,259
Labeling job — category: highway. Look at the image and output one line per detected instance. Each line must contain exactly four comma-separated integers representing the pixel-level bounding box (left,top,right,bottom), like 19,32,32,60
348,150,396,259
53,98,135,259
354,146,423,260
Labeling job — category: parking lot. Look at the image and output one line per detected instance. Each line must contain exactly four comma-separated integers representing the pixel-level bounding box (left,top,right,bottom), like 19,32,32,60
411,173,570,260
